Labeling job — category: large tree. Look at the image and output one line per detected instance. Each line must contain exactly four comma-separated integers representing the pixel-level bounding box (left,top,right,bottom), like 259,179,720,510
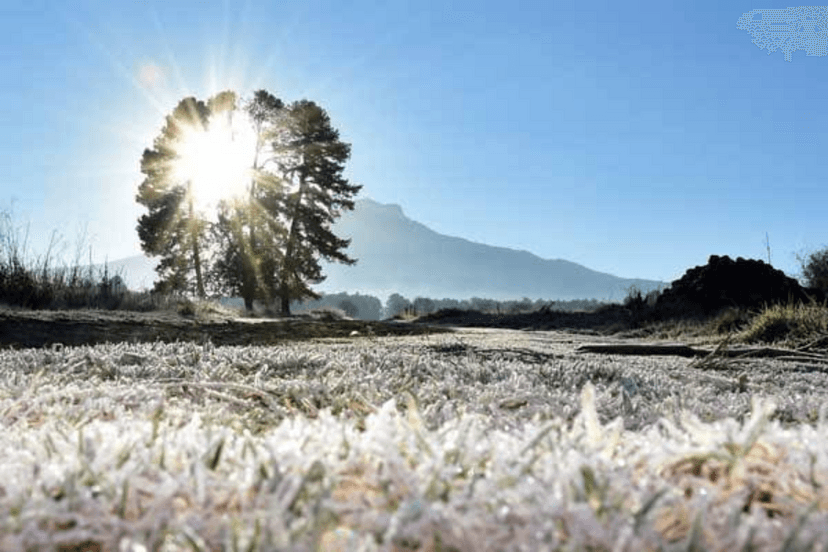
136,96,216,297
207,90,288,310
137,89,360,313
137,90,281,304
267,99,363,315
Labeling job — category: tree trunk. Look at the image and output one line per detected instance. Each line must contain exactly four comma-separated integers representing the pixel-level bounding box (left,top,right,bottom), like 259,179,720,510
277,213,300,316
187,187,206,298
277,177,307,317
280,292,291,317
242,156,260,314
240,245,257,313
192,240,205,298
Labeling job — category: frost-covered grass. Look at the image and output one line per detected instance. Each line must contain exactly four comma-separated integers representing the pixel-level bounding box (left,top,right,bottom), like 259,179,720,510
2,331,828,551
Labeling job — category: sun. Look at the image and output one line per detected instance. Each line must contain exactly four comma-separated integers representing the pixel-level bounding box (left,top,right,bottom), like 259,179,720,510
173,109,258,218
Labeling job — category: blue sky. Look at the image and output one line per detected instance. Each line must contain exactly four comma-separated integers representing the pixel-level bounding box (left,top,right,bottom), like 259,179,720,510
1,0,826,289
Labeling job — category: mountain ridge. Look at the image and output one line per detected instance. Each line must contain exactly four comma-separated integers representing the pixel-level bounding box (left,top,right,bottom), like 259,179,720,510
92,198,666,302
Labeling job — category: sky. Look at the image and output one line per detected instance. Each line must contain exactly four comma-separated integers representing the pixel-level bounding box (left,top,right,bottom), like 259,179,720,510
1,0,827,290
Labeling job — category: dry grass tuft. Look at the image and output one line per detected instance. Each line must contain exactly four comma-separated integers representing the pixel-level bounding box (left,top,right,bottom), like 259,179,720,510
739,301,828,347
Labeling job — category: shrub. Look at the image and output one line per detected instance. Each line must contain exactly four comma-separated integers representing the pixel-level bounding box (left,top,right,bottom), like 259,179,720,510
800,247,828,295
623,286,647,311
0,257,54,309
705,306,752,335
338,299,359,318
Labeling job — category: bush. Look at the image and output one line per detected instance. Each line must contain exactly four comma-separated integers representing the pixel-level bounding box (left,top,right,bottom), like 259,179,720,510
338,299,359,318
623,286,647,311
800,247,828,294
0,257,55,309
705,306,752,335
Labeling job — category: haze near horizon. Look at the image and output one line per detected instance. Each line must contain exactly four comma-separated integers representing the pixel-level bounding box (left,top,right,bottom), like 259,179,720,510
2,0,826,288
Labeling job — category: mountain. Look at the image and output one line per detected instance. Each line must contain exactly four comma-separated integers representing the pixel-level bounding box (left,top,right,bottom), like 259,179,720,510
316,199,665,301
97,198,666,302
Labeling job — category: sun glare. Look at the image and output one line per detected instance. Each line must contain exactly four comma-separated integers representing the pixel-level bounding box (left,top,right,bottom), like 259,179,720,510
174,112,258,218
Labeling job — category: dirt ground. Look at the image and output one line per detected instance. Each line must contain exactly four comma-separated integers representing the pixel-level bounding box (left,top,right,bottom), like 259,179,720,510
0,306,455,349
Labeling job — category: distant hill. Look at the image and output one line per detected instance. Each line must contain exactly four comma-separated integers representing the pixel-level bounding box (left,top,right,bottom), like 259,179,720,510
318,198,665,301
95,198,666,302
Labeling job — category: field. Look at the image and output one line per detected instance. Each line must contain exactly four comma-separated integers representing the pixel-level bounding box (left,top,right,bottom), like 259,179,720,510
4,219,828,550
3,304,828,551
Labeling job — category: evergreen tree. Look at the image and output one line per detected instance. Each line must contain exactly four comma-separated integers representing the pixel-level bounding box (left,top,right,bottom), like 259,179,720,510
136,96,215,297
267,99,362,315
207,90,288,310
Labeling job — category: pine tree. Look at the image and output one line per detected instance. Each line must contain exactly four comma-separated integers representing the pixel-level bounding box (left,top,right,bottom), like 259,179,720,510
207,90,288,310
268,99,362,315
136,96,215,297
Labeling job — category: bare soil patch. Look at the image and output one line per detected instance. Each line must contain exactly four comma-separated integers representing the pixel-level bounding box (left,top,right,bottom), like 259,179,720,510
412,304,637,332
0,306,455,349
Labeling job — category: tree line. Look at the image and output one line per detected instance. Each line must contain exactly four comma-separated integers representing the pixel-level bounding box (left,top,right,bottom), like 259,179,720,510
279,292,610,321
